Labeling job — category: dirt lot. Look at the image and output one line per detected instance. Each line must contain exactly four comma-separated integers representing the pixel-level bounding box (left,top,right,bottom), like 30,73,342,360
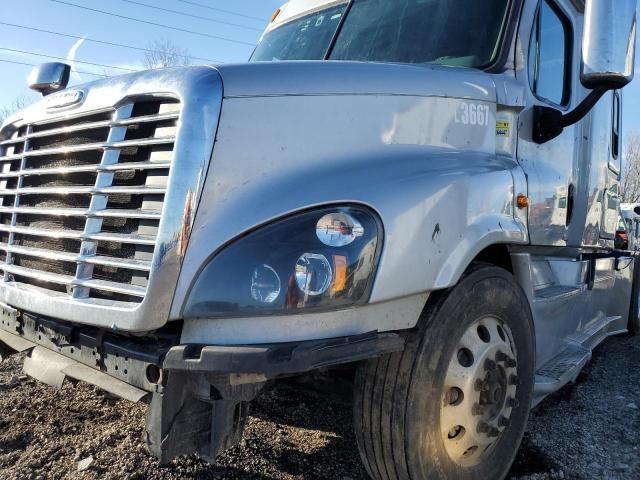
0,334,638,480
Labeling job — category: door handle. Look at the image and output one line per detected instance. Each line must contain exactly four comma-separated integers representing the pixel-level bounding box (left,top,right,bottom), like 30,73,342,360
616,256,634,271
566,183,575,227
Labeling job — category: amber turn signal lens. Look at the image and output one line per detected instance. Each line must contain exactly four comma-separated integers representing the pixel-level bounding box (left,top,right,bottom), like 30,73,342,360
516,195,529,209
332,255,348,294
270,8,281,22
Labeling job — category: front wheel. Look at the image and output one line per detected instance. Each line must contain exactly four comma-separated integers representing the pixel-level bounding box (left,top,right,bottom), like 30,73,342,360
354,264,535,480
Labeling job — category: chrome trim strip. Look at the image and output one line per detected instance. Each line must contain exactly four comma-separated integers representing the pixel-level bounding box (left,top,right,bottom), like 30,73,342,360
0,206,162,219
0,161,172,179
0,244,152,271
0,224,157,245
0,263,146,297
0,112,180,146
0,136,175,162
0,185,166,196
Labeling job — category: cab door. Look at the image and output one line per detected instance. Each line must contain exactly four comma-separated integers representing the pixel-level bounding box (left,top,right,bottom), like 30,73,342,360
516,0,581,247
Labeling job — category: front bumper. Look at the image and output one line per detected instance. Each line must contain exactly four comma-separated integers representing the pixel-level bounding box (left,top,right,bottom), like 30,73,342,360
0,304,403,463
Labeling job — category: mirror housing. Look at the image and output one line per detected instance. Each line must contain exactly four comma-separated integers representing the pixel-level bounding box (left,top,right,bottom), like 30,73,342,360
27,62,71,96
534,0,637,144
581,0,636,90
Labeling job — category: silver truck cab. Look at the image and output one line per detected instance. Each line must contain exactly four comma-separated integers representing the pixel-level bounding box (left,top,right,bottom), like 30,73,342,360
0,0,637,478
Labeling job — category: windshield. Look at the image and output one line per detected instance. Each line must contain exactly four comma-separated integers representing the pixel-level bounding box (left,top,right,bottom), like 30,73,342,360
251,0,512,69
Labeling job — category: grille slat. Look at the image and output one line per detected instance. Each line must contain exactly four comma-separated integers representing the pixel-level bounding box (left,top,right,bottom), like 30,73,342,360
0,136,176,162
0,98,179,304
0,263,146,297
0,243,151,271
0,224,157,245
0,160,172,179
0,185,166,196
0,111,180,147
0,206,161,220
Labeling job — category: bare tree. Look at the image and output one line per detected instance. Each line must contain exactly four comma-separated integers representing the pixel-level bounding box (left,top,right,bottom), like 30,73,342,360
142,38,192,69
621,131,640,203
0,96,33,125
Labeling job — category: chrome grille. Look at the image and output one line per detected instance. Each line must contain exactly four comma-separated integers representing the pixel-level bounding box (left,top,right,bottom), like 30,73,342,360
0,98,180,305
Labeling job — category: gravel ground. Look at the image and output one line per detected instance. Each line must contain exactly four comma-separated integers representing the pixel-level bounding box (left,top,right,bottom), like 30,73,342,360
0,334,638,480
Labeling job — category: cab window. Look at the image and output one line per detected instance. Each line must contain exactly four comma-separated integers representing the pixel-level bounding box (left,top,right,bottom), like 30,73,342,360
528,0,572,106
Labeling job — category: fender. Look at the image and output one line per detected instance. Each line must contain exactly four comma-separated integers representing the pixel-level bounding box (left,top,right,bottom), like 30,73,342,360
172,92,528,342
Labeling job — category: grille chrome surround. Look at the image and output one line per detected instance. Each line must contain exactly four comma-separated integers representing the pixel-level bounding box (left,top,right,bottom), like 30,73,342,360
0,100,178,303
0,67,223,331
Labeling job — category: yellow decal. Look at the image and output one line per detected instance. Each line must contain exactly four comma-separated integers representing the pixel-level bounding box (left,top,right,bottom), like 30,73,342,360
496,120,510,137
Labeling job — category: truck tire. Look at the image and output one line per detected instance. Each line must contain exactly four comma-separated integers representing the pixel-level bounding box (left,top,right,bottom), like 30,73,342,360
354,264,535,480
628,257,640,335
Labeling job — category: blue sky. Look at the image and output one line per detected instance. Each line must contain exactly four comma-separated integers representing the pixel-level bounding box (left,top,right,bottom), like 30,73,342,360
0,0,281,103
1,0,640,134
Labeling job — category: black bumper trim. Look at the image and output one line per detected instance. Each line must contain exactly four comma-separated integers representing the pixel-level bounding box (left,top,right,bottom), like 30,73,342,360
163,331,405,376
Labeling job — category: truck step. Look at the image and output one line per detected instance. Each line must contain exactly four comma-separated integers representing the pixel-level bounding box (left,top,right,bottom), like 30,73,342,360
536,343,591,381
566,315,624,350
533,284,581,301
532,343,591,405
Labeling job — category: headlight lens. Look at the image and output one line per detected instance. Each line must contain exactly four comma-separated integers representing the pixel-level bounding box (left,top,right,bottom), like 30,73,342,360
295,253,333,295
184,206,382,317
316,212,364,246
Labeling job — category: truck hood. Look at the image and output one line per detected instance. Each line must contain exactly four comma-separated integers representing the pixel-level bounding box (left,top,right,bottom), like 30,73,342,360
214,61,498,103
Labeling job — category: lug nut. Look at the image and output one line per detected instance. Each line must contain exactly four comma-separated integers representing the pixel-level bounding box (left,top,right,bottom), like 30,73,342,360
488,427,500,437
506,358,517,368
484,359,496,371
472,403,485,416
496,351,508,363
498,416,509,427
474,378,489,392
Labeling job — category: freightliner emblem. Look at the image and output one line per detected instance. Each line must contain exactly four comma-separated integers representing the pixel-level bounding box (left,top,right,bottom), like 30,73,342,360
45,89,85,110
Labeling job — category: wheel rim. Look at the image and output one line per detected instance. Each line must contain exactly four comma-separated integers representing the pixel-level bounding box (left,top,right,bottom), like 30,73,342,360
440,316,519,467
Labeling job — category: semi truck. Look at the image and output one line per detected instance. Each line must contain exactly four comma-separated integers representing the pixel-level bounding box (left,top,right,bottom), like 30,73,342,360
0,0,637,478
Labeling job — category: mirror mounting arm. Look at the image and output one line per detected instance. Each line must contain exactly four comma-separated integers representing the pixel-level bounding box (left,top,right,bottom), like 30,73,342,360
561,87,607,126
533,87,607,144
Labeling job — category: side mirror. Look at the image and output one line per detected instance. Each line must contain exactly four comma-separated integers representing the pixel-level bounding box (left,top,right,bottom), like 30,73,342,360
27,62,71,96
533,0,637,144
582,0,636,90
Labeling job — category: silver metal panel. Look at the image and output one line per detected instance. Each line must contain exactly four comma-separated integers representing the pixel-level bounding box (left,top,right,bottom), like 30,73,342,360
511,250,622,370
218,61,497,101
62,362,148,402
172,86,528,325
23,345,75,389
0,67,223,331
0,328,35,352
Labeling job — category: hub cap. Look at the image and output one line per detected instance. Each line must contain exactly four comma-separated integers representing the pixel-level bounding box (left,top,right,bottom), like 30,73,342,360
440,317,518,466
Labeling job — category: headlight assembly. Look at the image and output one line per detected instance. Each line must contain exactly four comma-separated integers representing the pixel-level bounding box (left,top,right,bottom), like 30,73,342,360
183,206,382,317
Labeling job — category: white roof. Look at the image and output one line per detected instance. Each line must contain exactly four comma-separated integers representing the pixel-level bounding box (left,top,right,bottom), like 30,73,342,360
267,0,347,32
